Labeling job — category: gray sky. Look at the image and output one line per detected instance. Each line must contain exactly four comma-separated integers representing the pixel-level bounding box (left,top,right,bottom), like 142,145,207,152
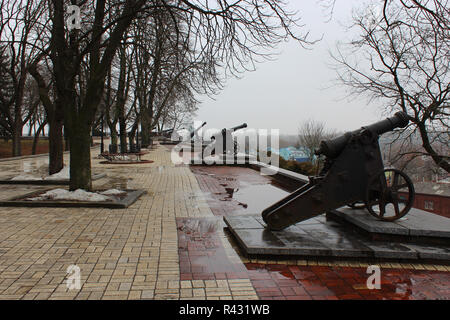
196,0,384,135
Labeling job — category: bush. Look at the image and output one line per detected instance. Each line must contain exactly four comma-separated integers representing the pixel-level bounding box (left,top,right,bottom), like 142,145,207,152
279,156,317,176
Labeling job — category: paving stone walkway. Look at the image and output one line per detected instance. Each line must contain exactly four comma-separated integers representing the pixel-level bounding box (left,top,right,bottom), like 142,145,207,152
0,145,448,300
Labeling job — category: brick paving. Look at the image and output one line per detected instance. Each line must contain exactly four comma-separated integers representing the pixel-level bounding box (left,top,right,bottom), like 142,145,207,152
0,145,448,300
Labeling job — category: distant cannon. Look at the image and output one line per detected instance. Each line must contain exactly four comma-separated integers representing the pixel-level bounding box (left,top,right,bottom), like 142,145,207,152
262,112,415,231
159,128,174,138
190,122,207,141
210,123,248,155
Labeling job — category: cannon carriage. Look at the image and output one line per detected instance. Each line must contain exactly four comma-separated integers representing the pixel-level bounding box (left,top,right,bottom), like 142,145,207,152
262,112,415,231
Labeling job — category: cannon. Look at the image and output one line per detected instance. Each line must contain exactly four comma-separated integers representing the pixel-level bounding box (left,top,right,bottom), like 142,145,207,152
262,112,415,231
190,122,207,141
210,123,248,155
159,128,174,138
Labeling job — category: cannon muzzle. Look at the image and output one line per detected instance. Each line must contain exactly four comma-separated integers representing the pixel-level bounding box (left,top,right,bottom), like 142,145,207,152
159,128,174,134
316,112,409,158
230,123,247,132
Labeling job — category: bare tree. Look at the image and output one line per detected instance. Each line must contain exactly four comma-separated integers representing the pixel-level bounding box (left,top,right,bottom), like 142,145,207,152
298,119,336,162
0,0,46,156
29,53,65,174
331,0,449,172
36,0,312,190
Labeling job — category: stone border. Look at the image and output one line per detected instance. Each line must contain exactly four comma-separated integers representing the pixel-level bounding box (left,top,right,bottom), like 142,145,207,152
0,189,146,208
328,207,450,239
99,160,154,165
0,173,107,185
188,158,309,183
224,214,450,262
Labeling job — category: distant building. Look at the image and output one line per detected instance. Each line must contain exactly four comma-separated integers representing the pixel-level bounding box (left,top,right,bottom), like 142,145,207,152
270,146,310,162
400,182,450,218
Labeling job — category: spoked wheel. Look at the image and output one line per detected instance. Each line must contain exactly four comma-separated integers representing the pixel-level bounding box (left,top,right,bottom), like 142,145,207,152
364,169,415,221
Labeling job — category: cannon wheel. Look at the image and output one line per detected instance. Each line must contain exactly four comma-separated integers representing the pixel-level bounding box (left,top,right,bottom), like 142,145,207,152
364,169,415,221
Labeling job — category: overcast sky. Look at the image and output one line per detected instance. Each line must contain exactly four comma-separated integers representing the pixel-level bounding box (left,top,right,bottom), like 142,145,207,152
195,0,384,135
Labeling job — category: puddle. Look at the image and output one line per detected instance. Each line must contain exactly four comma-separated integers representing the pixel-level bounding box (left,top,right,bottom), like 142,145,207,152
177,218,221,235
101,177,133,189
227,182,289,213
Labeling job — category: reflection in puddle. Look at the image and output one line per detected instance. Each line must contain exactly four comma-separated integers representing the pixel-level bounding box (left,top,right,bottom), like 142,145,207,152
227,182,289,213
178,218,220,235
20,159,49,174
101,177,132,189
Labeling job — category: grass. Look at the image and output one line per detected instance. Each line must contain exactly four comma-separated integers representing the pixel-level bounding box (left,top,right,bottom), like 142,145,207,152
0,139,50,159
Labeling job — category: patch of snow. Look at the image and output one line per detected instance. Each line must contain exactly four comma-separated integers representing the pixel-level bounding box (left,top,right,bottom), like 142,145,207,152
44,166,69,180
100,189,125,195
109,155,131,161
11,174,42,181
28,188,112,202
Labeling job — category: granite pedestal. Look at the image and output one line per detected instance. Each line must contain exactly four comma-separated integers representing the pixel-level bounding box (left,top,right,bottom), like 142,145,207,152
224,207,450,262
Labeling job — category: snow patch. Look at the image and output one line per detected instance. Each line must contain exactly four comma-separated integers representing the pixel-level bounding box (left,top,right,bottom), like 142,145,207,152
28,188,113,202
10,166,70,181
44,166,70,180
100,189,126,195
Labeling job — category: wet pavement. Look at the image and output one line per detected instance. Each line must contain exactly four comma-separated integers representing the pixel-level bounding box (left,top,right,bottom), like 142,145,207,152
190,166,299,217
187,165,450,300
0,146,448,300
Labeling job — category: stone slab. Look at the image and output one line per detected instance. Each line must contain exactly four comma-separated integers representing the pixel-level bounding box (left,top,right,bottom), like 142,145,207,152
331,207,450,238
224,214,450,261
0,189,145,208
404,243,450,260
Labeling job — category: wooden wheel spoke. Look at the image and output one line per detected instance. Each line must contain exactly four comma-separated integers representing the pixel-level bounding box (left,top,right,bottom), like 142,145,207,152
392,197,400,216
378,200,386,217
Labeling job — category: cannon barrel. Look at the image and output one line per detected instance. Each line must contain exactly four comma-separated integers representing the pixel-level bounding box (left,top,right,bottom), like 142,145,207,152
190,122,207,139
316,112,409,158
226,123,248,133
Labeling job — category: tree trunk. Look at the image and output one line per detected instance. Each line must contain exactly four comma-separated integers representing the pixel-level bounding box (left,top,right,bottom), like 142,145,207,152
110,128,118,146
140,111,150,147
68,121,92,191
31,120,47,155
418,123,450,173
117,44,128,154
11,125,22,157
48,118,64,175
64,126,69,151
119,113,127,153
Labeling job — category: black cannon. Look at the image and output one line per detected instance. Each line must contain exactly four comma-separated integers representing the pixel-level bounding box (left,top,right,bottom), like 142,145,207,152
262,112,415,231
210,123,248,155
159,128,174,138
190,122,207,141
